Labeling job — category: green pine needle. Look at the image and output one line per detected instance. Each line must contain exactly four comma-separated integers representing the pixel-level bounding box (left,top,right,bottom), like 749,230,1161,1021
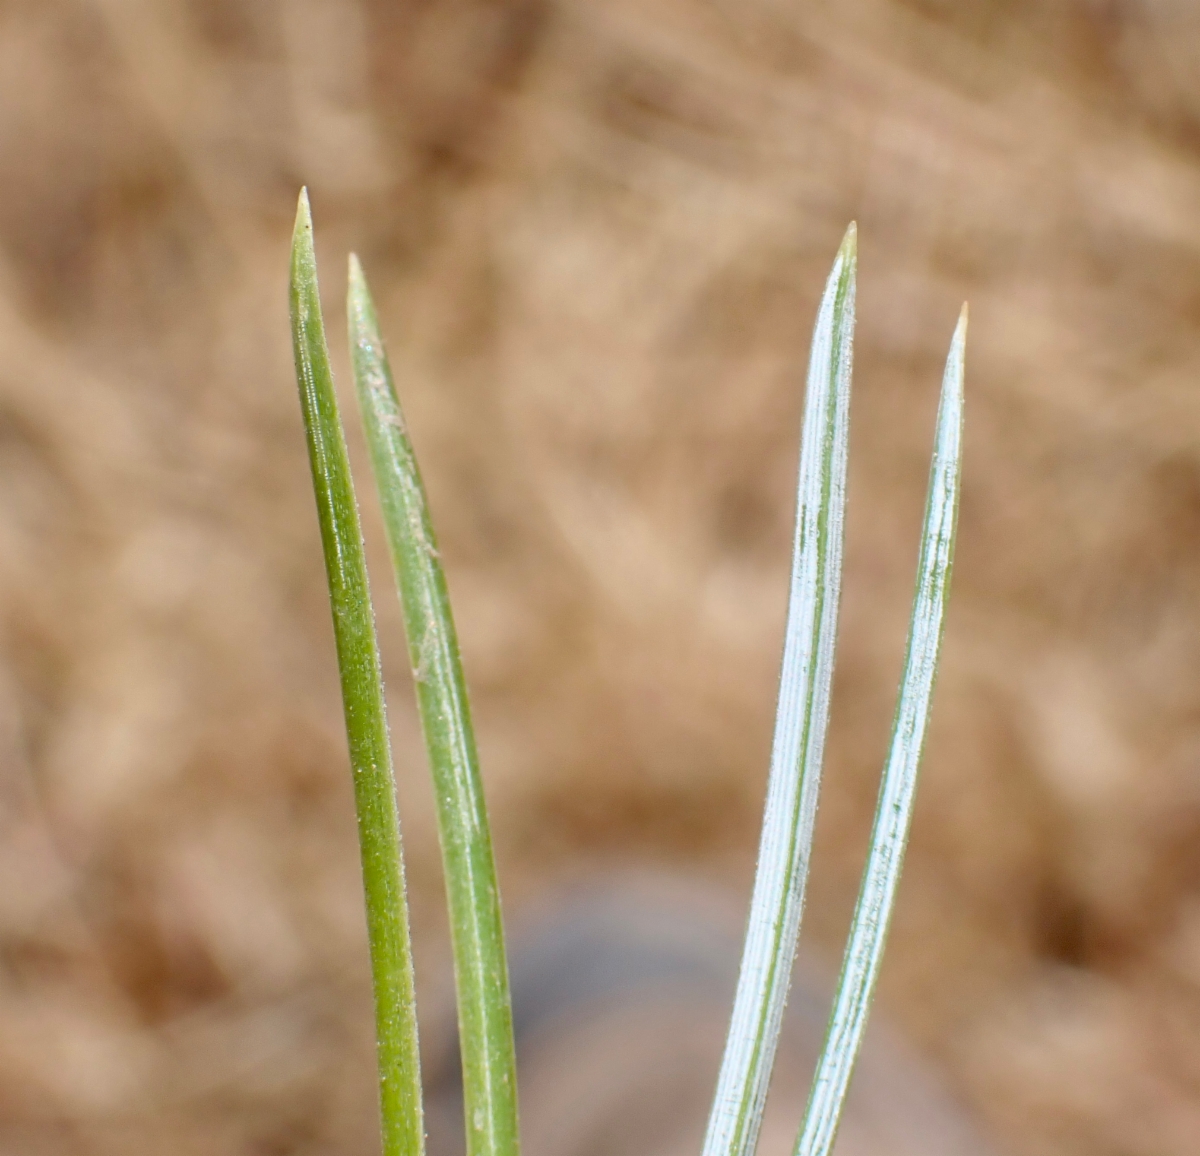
794,305,966,1156
288,190,425,1156
347,255,520,1156
702,224,857,1156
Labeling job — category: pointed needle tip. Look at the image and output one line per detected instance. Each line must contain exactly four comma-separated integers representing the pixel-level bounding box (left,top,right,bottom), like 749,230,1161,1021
293,188,313,242
954,303,969,350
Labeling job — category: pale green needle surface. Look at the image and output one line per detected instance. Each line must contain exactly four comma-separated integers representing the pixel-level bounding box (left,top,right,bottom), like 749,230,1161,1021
702,225,856,1156
288,192,424,1156
794,306,967,1156
347,256,520,1156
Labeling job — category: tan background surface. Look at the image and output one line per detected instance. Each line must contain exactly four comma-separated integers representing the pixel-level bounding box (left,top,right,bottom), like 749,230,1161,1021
2,2,1200,1153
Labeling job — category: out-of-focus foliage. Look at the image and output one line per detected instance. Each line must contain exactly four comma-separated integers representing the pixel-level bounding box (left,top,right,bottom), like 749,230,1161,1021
2,2,1200,1154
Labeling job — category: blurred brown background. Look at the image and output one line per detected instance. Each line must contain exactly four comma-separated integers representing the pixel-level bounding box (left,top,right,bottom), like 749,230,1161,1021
2,0,1200,1153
